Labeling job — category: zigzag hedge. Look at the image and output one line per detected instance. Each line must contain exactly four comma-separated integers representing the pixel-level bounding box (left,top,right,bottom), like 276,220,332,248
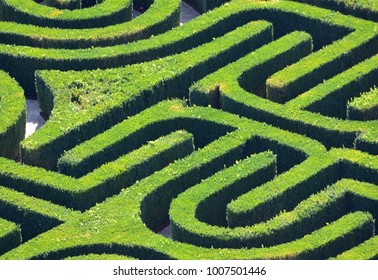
0,0,377,259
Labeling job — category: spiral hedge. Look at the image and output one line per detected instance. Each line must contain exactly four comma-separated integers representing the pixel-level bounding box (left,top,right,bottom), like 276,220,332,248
0,0,377,260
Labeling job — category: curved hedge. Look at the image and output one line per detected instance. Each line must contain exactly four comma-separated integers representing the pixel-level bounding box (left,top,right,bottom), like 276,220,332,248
0,0,132,28
0,71,25,159
0,0,377,260
0,0,180,49
23,20,272,170
0,218,21,255
293,0,378,21
44,0,80,10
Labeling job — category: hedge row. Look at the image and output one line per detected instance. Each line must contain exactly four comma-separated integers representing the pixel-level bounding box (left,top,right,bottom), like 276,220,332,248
0,70,25,159
0,0,180,49
266,24,377,103
293,0,378,22
65,254,137,260
2,209,372,259
190,33,378,154
0,0,271,97
0,217,21,255
59,100,323,229
347,87,378,121
0,129,194,210
0,185,79,241
1,128,375,259
0,0,132,28
44,0,80,10
334,235,378,260
170,152,277,247
228,148,378,227
2,95,320,212
22,21,272,170
0,102,375,260
171,172,377,248
0,0,371,96
57,97,322,182
190,31,313,107
57,110,231,178
186,0,230,13
299,55,378,119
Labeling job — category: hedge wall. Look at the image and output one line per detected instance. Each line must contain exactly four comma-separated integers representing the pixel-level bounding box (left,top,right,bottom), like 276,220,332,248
0,70,25,159
347,87,378,121
22,20,272,170
0,0,132,28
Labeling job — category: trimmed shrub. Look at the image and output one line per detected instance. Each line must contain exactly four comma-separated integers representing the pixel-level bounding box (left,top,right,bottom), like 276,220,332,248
334,236,378,260
0,71,25,159
0,0,376,260
0,185,78,241
294,0,378,22
347,87,378,121
0,127,195,210
22,20,272,170
0,0,179,48
44,0,81,10
190,14,378,152
0,218,21,255
186,0,230,13
0,0,132,28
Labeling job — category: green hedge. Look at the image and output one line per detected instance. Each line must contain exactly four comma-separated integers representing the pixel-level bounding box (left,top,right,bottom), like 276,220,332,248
0,0,372,99
0,0,368,97
57,111,230,178
0,71,25,160
2,149,375,259
65,254,137,260
170,152,277,247
0,0,132,28
2,97,324,211
0,218,21,255
171,174,377,249
334,235,378,259
190,31,313,106
189,8,378,153
22,21,272,170
227,148,378,228
44,0,81,10
0,0,179,49
3,210,372,259
266,29,377,103
0,129,194,210
0,0,376,260
293,0,378,22
347,87,378,121
1,102,377,260
302,56,378,120
0,185,79,241
186,0,230,13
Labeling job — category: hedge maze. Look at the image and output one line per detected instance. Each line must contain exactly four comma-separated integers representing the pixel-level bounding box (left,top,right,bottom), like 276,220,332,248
0,0,377,259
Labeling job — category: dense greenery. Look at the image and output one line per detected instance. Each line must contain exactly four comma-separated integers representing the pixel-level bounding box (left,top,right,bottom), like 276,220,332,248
348,87,378,120
0,0,132,28
0,0,376,260
0,71,25,159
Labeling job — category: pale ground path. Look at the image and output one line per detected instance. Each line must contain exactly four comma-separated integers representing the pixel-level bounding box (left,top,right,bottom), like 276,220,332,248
25,1,200,237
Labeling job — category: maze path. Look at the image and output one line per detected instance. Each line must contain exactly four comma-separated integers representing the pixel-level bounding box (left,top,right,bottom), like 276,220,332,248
0,0,377,259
